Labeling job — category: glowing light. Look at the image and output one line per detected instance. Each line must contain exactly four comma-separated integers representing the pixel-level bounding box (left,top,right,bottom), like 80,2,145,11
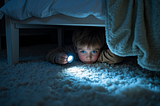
64,66,100,80
67,55,74,63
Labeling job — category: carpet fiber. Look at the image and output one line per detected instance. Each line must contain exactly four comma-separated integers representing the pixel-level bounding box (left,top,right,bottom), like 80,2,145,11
0,44,160,106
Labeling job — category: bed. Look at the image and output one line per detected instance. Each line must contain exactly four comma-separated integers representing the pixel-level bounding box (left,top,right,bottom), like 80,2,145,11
1,0,160,71
1,0,105,65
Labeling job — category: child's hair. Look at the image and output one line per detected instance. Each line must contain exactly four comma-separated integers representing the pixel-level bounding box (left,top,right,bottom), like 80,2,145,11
72,27,105,48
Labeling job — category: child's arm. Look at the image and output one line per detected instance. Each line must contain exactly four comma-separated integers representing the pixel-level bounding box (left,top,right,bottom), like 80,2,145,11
55,52,68,64
46,46,75,64
97,49,124,64
46,47,65,64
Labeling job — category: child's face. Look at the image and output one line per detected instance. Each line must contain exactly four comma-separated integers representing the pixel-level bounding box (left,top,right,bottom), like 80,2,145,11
76,45,101,64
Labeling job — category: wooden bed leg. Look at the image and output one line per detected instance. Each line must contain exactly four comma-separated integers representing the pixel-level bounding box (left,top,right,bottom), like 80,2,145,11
5,16,19,65
58,28,63,47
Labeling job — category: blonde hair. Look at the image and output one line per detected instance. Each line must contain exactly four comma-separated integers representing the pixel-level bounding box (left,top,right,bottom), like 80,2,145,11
72,27,105,48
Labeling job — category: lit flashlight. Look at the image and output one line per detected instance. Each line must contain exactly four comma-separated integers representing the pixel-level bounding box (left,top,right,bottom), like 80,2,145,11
66,53,74,63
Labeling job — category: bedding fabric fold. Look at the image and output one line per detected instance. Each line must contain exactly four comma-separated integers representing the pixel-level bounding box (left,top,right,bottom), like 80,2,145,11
0,0,105,20
105,0,160,71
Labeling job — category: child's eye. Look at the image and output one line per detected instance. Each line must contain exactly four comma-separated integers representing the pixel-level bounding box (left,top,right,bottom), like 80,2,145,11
92,51,97,54
80,51,85,53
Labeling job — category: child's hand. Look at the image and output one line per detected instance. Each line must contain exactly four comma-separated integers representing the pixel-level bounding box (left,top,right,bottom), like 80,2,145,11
55,52,68,64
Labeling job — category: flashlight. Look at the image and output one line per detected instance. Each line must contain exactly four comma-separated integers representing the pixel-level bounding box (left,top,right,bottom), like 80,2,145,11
67,55,74,63
66,53,74,63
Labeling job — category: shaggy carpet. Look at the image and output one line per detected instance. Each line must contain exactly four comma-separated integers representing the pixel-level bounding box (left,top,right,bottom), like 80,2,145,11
0,44,160,106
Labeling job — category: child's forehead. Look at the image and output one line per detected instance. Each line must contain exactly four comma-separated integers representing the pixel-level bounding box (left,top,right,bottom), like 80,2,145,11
77,45,101,50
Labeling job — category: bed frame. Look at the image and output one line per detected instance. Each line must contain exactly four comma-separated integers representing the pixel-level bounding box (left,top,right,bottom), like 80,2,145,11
4,0,105,65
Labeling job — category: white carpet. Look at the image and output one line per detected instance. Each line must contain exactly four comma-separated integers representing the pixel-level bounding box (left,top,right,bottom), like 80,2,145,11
0,44,160,106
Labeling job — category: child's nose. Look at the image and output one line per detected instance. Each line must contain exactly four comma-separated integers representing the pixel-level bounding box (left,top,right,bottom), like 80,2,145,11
86,54,92,59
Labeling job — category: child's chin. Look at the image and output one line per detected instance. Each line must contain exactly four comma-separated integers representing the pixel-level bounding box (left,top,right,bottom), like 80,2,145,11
84,62,94,64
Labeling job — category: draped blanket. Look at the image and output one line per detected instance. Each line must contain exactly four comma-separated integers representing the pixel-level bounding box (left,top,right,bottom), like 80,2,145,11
105,0,160,71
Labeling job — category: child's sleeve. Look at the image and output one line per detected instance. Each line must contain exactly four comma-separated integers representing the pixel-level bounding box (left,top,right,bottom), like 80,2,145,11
46,46,75,64
97,49,124,64
46,47,65,64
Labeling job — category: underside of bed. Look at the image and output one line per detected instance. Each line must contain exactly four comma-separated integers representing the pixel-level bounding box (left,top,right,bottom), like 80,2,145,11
1,0,105,65
12,14,105,27
5,14,105,65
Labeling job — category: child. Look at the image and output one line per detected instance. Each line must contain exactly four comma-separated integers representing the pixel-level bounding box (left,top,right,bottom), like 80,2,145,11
46,27,124,64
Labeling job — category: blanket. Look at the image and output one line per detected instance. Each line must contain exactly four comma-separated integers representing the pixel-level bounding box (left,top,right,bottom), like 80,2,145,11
0,0,105,20
105,0,160,71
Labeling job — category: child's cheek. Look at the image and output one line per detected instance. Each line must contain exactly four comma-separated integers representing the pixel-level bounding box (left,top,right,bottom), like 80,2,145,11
93,55,99,62
78,54,85,62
